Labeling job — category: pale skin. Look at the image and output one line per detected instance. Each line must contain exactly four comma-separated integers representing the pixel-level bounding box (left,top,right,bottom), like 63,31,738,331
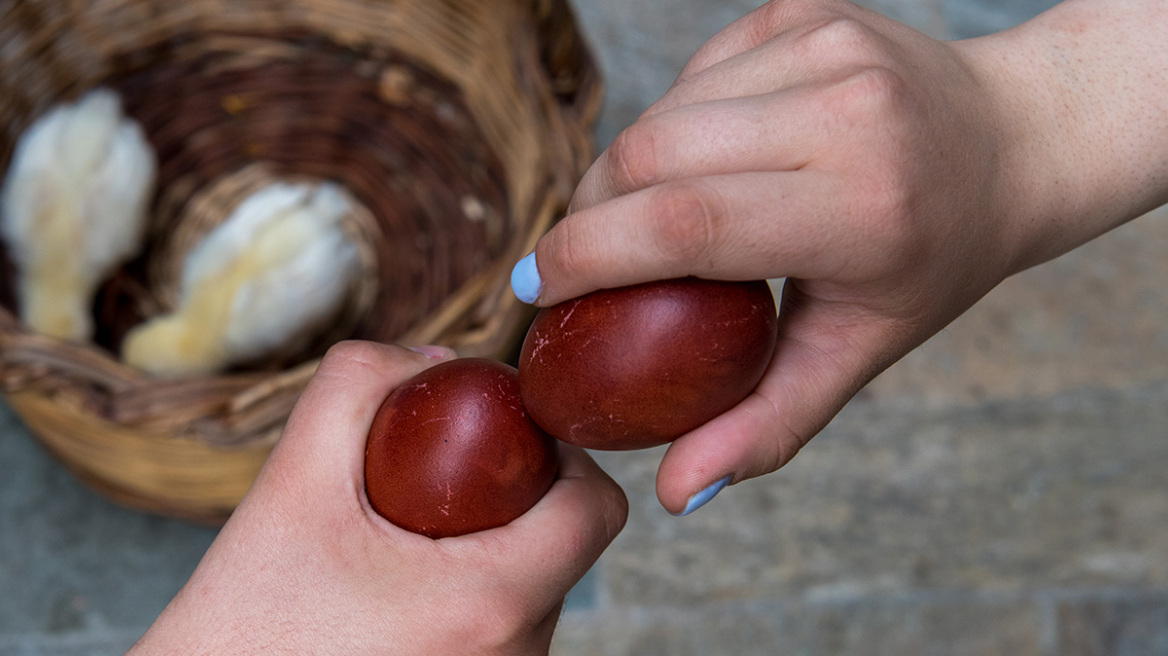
522,0,1168,514
127,342,628,655
130,0,1168,651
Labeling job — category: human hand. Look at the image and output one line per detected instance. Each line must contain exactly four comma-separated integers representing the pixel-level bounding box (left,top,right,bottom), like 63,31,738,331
509,0,1168,514
128,342,628,655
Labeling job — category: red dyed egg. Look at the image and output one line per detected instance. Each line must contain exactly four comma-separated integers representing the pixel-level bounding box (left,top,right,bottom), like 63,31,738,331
518,277,778,450
364,358,557,538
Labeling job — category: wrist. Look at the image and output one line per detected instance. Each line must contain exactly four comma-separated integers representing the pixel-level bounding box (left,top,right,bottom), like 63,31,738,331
953,0,1168,274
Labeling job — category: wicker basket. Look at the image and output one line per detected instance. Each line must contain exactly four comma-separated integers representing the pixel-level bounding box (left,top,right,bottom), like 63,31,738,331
0,0,600,523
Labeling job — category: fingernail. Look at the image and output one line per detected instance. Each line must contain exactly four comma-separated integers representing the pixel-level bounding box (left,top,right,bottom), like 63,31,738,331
408,344,454,359
674,475,731,517
510,252,542,304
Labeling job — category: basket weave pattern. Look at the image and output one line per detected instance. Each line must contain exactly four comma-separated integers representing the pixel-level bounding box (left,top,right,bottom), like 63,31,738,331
0,0,599,522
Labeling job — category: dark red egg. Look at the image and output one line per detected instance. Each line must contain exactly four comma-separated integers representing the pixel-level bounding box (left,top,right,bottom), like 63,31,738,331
364,358,558,538
518,277,778,450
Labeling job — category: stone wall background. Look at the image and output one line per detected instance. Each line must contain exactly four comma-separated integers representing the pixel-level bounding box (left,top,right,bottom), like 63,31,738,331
3,1,1165,654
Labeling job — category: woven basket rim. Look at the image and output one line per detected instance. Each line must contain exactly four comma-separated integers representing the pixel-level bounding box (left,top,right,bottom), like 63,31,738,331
0,0,601,522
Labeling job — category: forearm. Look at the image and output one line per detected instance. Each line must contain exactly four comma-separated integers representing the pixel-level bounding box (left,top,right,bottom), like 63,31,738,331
956,0,1168,273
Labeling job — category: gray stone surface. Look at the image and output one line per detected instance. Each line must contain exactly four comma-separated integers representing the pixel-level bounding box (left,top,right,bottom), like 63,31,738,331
4,1,1168,655
1057,594,1168,656
865,210,1168,406
597,382,1168,607
943,0,1060,38
0,632,144,656
860,0,948,36
0,406,216,653
554,596,1045,656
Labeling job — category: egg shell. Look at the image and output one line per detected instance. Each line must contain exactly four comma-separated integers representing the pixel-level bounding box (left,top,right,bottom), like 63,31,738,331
364,358,558,538
518,277,778,450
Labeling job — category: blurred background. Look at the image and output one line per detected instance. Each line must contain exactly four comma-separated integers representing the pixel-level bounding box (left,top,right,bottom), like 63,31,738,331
4,0,1168,654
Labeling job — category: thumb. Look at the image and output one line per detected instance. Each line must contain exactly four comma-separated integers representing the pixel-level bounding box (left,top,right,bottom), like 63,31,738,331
467,444,628,614
257,341,456,504
655,280,910,514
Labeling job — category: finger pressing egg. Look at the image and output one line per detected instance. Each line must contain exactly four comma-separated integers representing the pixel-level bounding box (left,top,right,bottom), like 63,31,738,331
518,277,778,450
364,358,558,538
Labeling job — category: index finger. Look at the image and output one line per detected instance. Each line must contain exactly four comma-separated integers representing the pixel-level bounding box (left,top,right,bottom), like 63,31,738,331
515,170,860,306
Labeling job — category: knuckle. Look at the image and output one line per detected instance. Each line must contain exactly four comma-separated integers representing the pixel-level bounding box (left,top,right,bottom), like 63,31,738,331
645,181,724,269
743,1,793,45
314,340,428,386
854,166,919,257
836,66,908,117
317,340,379,373
805,16,877,55
681,0,798,78
679,41,721,80
821,69,919,255
540,217,590,284
605,121,664,193
813,66,910,140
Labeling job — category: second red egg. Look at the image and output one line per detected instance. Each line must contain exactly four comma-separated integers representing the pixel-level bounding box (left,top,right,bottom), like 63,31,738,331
518,277,778,450
365,358,557,538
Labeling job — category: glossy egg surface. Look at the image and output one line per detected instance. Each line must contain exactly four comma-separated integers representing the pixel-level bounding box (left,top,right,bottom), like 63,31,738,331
364,357,557,538
518,277,778,450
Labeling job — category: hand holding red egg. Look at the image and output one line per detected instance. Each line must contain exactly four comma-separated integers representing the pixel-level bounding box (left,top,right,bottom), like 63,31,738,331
518,277,777,451
129,343,626,655
365,358,558,538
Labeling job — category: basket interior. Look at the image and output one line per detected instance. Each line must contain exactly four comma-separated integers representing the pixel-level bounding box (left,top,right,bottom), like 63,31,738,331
0,0,599,521
1,27,512,373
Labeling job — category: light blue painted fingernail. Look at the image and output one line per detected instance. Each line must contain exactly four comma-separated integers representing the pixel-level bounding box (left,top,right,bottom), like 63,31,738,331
510,252,542,304
675,475,732,517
